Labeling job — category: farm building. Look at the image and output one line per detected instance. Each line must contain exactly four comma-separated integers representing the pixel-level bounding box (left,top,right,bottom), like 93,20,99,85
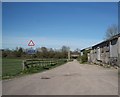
81,33,120,67
80,47,92,63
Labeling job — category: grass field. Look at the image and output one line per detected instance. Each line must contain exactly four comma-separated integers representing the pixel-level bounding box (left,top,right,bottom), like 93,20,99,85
2,58,68,79
2,58,23,79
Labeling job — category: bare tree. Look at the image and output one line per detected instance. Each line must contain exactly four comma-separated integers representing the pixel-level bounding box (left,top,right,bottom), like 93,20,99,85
61,46,69,52
105,24,119,40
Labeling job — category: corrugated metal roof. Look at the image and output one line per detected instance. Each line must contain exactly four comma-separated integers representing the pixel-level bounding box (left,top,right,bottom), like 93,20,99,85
81,33,120,51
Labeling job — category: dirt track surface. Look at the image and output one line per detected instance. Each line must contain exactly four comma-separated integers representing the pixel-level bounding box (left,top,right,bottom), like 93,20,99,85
3,60,118,95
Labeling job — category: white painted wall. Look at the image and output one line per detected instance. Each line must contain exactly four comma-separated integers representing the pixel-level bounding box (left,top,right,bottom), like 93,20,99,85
97,47,101,60
118,37,120,54
81,52,83,56
110,39,118,58
118,37,120,66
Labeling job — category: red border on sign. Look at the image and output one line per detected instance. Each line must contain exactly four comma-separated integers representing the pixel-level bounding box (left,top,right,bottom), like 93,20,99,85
28,40,35,46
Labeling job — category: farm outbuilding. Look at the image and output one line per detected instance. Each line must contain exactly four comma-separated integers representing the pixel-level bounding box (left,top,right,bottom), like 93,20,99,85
81,33,120,67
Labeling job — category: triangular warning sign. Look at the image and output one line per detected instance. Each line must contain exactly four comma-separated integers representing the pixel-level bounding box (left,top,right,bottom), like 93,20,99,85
28,40,35,46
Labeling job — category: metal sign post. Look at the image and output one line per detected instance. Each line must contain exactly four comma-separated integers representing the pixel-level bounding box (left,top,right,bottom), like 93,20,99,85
22,40,36,70
27,40,36,54
27,48,36,55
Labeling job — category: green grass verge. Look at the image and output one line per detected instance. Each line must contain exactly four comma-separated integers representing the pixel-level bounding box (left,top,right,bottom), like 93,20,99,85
2,58,67,79
2,58,22,79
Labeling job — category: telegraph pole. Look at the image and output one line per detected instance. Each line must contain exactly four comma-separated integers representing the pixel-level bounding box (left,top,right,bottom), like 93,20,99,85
68,47,70,61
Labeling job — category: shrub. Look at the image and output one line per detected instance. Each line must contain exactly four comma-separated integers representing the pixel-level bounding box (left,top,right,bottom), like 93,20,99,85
81,50,88,63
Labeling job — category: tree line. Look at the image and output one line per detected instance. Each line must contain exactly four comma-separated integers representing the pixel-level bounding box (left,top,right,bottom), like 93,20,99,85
2,46,79,59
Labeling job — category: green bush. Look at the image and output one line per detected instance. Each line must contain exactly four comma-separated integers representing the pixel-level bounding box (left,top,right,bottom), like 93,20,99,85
80,50,88,63
81,55,88,63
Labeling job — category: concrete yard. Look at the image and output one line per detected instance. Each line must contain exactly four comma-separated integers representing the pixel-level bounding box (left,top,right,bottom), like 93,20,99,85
2,60,118,95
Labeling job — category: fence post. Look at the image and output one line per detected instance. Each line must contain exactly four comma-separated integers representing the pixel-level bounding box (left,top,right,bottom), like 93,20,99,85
22,60,25,71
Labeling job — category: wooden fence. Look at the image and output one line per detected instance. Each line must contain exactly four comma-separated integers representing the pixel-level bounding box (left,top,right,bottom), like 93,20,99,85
22,59,67,70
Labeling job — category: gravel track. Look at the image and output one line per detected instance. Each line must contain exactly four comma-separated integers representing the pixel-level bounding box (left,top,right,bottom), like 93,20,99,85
3,60,118,95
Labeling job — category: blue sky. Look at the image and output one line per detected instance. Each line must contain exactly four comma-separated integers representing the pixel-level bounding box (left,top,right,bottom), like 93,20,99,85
2,2,118,50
